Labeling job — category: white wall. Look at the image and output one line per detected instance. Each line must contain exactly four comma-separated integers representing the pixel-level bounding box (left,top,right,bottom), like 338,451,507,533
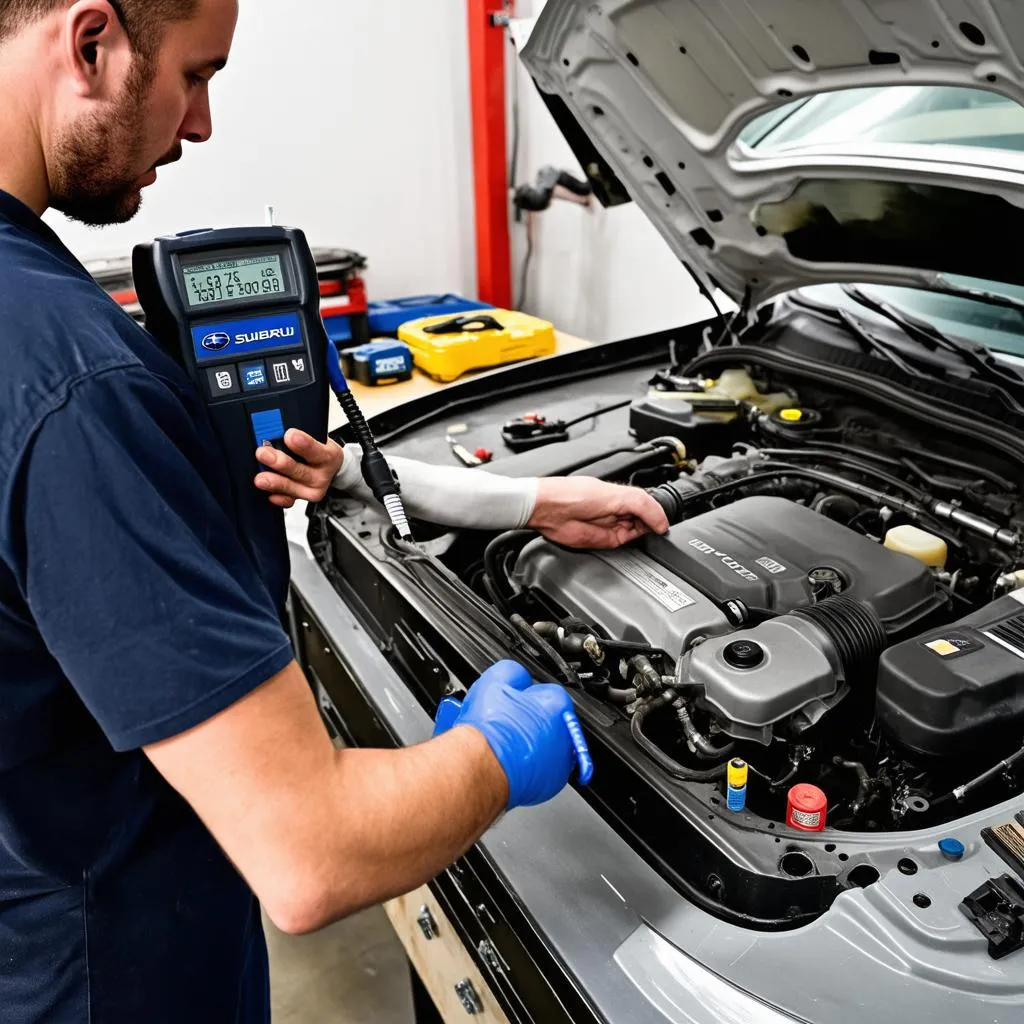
47,0,478,302
509,1,716,341
48,0,714,342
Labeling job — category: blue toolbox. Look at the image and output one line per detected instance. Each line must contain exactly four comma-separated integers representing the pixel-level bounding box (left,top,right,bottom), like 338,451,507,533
339,340,415,386
325,294,492,346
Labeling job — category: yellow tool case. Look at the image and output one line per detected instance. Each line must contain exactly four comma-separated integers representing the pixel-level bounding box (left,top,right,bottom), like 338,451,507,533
397,310,556,383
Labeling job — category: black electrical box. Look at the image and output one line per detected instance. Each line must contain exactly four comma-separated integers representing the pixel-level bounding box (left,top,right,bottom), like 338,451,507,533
629,395,744,459
877,594,1024,758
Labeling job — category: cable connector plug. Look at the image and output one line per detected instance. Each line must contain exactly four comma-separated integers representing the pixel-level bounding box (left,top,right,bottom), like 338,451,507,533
361,448,411,539
326,342,413,539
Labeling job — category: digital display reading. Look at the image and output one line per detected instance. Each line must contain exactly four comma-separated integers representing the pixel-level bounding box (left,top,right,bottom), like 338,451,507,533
182,253,287,308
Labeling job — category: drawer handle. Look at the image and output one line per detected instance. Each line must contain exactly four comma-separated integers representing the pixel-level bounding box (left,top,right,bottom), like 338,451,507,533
477,939,504,975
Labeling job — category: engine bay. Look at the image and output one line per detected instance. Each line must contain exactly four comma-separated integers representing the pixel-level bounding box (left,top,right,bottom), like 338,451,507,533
465,353,1024,833
315,323,1024,928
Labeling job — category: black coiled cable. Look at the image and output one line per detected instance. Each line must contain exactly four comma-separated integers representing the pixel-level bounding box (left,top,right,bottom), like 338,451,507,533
335,389,412,539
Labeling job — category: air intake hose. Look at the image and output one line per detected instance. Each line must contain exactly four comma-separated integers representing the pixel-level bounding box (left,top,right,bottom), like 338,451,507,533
647,453,767,523
648,478,704,523
790,596,886,680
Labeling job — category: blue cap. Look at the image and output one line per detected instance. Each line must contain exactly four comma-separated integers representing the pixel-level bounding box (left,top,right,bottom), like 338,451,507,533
938,838,966,861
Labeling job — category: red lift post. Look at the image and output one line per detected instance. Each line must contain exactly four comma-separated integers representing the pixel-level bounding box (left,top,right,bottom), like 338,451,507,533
467,0,513,309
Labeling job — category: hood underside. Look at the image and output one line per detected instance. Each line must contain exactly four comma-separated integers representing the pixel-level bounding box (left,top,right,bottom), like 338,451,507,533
522,0,1024,307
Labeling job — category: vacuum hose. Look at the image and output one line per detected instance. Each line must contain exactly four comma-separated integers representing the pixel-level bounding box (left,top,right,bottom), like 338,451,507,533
631,690,729,782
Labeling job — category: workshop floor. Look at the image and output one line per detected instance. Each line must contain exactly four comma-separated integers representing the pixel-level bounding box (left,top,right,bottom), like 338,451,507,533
266,908,414,1023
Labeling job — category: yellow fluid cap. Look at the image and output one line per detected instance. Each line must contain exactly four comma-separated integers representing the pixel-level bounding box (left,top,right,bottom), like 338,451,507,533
780,408,804,423
884,525,948,569
728,759,749,788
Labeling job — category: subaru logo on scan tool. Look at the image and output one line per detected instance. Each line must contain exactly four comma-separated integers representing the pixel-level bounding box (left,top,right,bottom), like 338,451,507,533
202,331,231,352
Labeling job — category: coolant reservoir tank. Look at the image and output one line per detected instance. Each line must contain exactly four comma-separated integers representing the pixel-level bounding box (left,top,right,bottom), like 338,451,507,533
712,368,760,401
707,369,793,414
884,525,948,569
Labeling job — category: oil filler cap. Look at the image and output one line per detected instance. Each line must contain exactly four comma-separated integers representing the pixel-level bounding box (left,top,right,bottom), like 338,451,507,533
772,407,822,430
724,640,765,669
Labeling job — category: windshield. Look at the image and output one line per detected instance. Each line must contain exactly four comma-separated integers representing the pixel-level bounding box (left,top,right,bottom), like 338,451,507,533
798,279,1024,357
742,85,1024,152
744,86,1024,358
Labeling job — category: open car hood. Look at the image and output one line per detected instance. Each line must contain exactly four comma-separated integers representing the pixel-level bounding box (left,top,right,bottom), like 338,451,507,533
522,0,1024,308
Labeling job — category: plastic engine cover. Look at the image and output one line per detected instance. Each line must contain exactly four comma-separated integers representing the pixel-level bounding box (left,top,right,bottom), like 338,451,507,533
685,617,837,744
515,541,731,657
642,496,941,632
877,592,1024,757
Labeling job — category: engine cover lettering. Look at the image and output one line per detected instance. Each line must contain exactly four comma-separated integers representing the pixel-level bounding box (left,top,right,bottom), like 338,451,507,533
688,538,760,583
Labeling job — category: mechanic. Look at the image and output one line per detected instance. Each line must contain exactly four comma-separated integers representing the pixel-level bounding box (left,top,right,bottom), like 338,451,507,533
0,2,670,1021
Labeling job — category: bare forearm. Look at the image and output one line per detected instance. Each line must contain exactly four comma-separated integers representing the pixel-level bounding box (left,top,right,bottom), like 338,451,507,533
305,727,506,927
146,663,508,936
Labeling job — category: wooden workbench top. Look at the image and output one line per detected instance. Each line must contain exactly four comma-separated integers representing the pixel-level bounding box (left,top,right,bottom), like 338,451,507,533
328,331,593,429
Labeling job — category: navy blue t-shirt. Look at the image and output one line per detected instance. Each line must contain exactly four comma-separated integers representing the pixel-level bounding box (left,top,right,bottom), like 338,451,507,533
0,191,296,1021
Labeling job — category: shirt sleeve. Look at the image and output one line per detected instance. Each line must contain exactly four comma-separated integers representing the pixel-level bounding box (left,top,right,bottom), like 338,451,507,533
9,366,295,751
332,444,539,531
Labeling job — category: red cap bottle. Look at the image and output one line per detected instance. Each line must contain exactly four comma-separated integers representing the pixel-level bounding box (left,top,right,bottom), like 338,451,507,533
787,784,828,832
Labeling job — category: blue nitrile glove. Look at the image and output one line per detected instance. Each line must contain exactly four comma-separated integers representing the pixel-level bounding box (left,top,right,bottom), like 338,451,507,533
433,660,593,810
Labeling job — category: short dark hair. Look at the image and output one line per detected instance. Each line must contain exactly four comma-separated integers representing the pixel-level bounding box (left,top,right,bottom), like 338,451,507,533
0,0,199,57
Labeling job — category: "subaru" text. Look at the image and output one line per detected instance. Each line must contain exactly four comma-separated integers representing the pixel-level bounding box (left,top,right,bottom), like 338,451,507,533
235,327,296,345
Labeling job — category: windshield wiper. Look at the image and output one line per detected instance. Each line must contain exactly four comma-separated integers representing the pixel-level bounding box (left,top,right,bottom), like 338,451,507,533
790,290,939,380
931,276,1024,321
834,308,934,379
840,284,1024,392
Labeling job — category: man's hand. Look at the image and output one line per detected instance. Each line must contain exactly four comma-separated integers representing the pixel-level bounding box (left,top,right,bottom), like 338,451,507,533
254,429,344,508
529,477,670,549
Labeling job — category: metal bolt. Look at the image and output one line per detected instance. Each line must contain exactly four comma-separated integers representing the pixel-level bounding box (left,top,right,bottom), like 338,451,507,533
416,905,438,941
454,978,483,1015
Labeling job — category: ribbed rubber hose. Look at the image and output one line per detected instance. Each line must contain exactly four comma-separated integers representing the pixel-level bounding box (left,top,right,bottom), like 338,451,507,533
791,595,887,679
